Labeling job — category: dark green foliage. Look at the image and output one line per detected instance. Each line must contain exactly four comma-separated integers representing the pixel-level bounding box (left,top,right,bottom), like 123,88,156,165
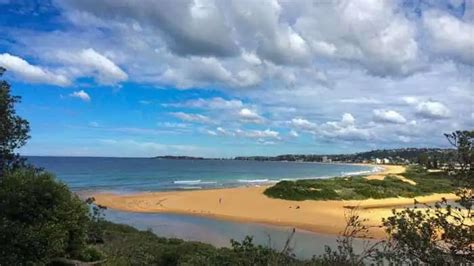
264,166,455,201
0,67,30,176
318,209,386,265
0,169,100,264
379,130,473,264
445,130,474,185
382,199,473,264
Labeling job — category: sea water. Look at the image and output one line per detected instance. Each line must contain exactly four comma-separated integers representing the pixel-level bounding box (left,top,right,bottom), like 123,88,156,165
26,157,375,192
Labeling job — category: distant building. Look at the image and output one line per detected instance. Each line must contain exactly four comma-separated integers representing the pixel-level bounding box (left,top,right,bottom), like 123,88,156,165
322,156,328,163
383,158,390,164
374,158,382,164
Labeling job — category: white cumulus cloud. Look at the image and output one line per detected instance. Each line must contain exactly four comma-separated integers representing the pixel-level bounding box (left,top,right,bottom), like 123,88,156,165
57,48,128,84
290,118,317,130
0,53,70,86
373,109,407,124
70,90,91,102
340,97,381,104
236,128,280,139
319,113,371,141
415,101,451,120
238,108,264,124
168,97,244,110
424,10,474,65
341,113,355,125
171,112,212,124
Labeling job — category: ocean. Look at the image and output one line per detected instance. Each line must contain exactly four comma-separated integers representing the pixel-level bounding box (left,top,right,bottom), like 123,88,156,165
26,156,377,258
26,156,376,192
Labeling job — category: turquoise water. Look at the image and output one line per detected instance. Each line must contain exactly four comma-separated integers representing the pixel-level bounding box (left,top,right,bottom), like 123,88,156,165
26,157,375,192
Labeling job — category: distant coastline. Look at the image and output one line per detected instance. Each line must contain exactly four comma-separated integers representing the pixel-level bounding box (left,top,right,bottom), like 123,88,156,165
25,147,454,166
153,147,454,165
154,155,208,160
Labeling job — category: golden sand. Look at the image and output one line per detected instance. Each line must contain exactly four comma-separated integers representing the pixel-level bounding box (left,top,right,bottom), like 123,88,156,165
91,165,457,238
363,164,416,185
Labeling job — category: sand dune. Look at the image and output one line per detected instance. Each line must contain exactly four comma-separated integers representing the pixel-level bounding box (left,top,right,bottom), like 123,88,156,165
363,164,416,185
91,165,457,238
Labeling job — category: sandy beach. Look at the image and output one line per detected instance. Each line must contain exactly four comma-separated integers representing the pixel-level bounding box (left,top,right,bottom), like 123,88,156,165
92,165,457,238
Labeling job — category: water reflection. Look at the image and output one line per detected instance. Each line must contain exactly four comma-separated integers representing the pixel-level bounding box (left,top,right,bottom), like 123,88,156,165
104,209,375,259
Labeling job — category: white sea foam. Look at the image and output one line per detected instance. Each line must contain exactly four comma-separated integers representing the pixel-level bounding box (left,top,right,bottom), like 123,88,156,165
237,179,271,183
173,180,217,185
341,167,379,177
178,186,202,190
173,180,201,184
279,175,332,181
279,166,378,181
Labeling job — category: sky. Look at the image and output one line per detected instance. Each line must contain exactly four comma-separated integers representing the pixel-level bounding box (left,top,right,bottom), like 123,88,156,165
0,0,473,158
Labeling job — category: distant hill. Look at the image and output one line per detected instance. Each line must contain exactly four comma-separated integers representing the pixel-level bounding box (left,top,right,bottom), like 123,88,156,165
235,148,455,165
155,148,456,166
154,155,206,160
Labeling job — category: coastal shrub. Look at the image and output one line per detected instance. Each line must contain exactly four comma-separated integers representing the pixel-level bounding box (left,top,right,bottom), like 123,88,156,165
264,167,456,201
0,168,101,264
379,130,474,264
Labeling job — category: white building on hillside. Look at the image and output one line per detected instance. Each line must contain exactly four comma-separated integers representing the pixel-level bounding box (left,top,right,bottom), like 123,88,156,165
322,156,328,163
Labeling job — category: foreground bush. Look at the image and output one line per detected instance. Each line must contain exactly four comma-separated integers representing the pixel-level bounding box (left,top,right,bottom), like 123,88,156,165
0,169,101,264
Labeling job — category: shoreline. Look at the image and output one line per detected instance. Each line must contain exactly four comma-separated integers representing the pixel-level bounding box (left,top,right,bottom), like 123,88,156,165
90,165,457,239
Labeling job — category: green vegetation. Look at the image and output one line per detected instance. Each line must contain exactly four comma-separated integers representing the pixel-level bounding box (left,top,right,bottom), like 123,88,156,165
0,169,104,264
0,67,30,176
264,166,456,201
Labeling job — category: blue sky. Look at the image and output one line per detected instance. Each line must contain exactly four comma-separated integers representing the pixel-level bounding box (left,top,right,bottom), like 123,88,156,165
1,0,473,157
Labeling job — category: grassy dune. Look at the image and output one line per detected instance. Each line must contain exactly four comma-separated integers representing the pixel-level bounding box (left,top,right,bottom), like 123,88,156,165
264,166,455,201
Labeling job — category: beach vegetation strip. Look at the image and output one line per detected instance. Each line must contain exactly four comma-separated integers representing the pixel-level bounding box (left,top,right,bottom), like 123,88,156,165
264,166,456,201
96,221,307,265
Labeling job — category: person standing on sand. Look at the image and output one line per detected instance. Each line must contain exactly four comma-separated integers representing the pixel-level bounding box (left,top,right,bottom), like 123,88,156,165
219,197,222,204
